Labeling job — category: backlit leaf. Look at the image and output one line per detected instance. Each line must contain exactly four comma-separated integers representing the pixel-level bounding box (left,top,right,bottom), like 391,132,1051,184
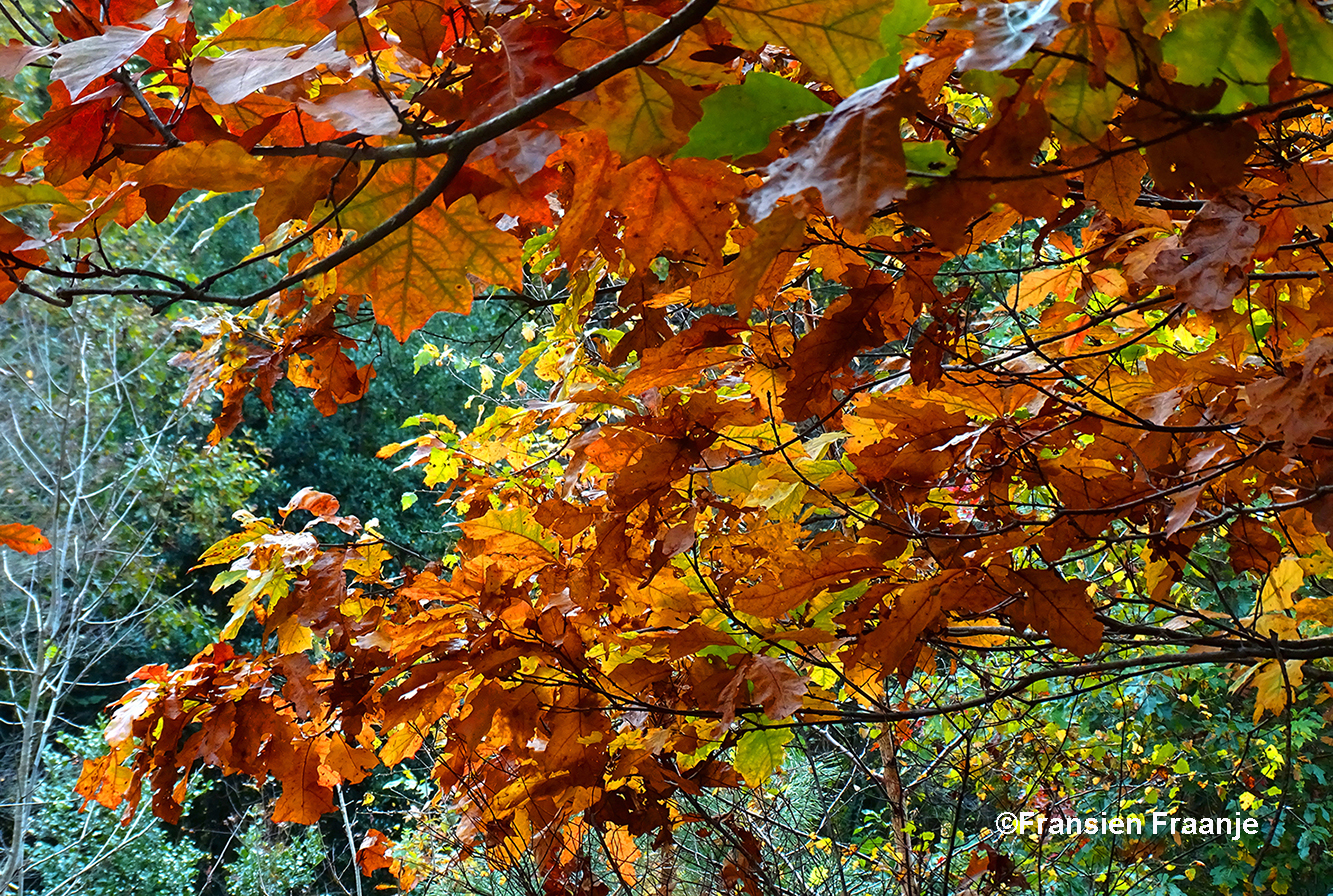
0,523,51,554
714,0,892,96
734,724,794,787
1162,0,1278,112
338,159,522,340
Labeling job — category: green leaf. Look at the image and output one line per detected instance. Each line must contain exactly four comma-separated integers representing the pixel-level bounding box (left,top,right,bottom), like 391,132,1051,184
903,140,957,185
856,0,934,87
679,72,831,159
0,180,76,214
734,724,794,787
1262,0,1333,85
1161,0,1279,113
1042,67,1121,144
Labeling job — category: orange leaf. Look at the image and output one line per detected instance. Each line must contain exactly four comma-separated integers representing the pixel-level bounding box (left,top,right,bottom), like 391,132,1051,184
1084,142,1146,220
137,140,268,194
0,522,51,554
337,159,522,340
611,157,745,271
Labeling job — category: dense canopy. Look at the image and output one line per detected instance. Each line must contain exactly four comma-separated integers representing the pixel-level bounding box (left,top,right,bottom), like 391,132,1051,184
6,0,1333,890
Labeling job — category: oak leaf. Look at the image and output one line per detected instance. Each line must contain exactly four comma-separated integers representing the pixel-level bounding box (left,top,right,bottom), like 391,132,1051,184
337,159,523,340
0,522,51,554
746,77,912,231
714,0,894,96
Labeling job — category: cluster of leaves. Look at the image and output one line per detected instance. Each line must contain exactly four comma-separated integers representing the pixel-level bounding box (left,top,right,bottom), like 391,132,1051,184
10,0,1333,891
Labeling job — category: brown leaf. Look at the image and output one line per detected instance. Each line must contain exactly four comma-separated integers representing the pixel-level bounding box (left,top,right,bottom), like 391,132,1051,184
747,78,913,231
745,655,806,719
732,549,880,618
997,567,1102,656
1084,141,1146,220
1144,191,1258,312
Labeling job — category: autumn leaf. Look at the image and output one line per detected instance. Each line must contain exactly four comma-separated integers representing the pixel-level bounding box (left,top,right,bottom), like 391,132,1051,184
14,0,1333,879
193,41,349,106
572,67,696,159
337,159,523,340
744,655,807,719
379,0,459,64
999,568,1102,656
733,724,794,787
1084,140,1146,220
611,157,746,271
1008,265,1083,311
746,77,913,230
137,141,269,194
714,0,894,96
0,522,51,554
52,25,158,99
1143,191,1259,312
940,0,1068,72
458,507,558,558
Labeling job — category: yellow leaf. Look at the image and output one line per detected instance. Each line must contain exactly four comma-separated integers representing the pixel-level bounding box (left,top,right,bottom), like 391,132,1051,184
1251,659,1304,723
715,0,891,96
734,725,794,787
1295,596,1333,627
1260,557,1303,613
458,507,558,558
